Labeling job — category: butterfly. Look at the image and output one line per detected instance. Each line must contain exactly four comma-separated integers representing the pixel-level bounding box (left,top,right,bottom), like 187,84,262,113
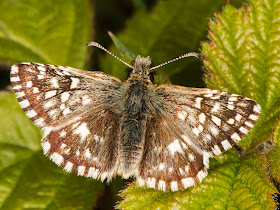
10,42,260,191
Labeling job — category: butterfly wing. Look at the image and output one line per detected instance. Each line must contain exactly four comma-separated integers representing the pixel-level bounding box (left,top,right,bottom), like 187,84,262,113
137,84,261,191
10,63,122,127
10,63,122,180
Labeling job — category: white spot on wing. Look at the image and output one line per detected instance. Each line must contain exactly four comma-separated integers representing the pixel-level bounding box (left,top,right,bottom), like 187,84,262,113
37,66,46,72
254,104,261,113
158,180,166,191
231,132,241,141
195,97,203,109
137,177,145,187
159,163,165,171
10,76,20,82
101,172,108,181
249,114,258,121
147,177,156,188
213,145,222,155
26,110,37,118
82,95,91,105
19,100,30,108
11,65,19,74
60,130,66,137
13,85,22,90
178,111,187,120
197,170,207,182
212,116,221,126
168,139,183,156
87,167,99,179
50,77,59,88
227,104,234,110
26,81,33,88
44,100,55,108
78,166,85,176
229,97,238,101
62,108,71,115
74,123,90,141
245,121,254,128
179,168,184,175
37,75,44,79
171,181,178,191
240,126,249,134
235,114,242,122
45,90,57,99
35,118,45,127
50,153,64,166
70,77,80,89
192,127,200,136
188,154,195,161
42,141,51,154
33,87,39,93
85,148,91,158
211,103,220,112
227,118,234,124
61,92,70,102
221,140,232,150
16,91,25,98
64,162,73,172
60,104,65,110
60,143,67,150
181,177,195,188
210,126,219,136
199,113,206,123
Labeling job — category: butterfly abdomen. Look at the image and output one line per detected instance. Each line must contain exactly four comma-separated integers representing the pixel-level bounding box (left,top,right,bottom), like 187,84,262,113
119,80,152,177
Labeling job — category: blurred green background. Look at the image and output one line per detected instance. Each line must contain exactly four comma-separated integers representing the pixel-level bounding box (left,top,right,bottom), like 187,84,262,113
4,0,277,210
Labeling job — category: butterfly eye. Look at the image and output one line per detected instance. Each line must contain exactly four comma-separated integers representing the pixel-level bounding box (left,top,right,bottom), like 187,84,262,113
148,72,154,82
126,68,133,79
148,71,157,83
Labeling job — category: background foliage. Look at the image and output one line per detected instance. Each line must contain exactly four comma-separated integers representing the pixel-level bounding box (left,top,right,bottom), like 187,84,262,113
0,0,279,209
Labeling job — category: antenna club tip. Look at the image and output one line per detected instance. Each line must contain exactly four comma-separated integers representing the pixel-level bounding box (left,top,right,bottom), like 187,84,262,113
86,42,98,47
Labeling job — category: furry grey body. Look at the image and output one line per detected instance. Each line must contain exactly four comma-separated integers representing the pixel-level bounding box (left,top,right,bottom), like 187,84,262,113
113,56,161,176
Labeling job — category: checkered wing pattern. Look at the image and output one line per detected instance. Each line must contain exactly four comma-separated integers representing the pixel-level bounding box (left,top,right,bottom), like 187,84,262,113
10,63,122,179
137,84,260,191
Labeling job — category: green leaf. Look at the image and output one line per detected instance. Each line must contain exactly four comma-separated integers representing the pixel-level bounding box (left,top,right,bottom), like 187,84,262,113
268,147,280,183
272,120,280,147
268,120,280,183
118,153,276,209
100,0,244,86
0,92,104,209
0,0,92,68
108,31,135,60
202,0,280,148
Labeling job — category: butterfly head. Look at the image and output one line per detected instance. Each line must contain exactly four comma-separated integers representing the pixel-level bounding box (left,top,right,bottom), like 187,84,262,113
127,55,155,82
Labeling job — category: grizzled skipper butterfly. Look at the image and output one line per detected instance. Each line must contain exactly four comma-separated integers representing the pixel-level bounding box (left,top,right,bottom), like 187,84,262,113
10,42,260,191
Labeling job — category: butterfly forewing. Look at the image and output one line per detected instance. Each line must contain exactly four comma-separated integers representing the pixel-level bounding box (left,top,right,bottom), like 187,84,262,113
10,63,121,128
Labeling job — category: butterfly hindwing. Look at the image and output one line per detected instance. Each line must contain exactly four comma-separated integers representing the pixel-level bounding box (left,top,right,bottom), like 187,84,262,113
138,115,208,191
42,107,121,181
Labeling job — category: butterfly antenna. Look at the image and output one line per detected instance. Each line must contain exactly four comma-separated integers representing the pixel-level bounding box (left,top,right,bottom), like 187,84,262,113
86,42,133,69
149,52,201,71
